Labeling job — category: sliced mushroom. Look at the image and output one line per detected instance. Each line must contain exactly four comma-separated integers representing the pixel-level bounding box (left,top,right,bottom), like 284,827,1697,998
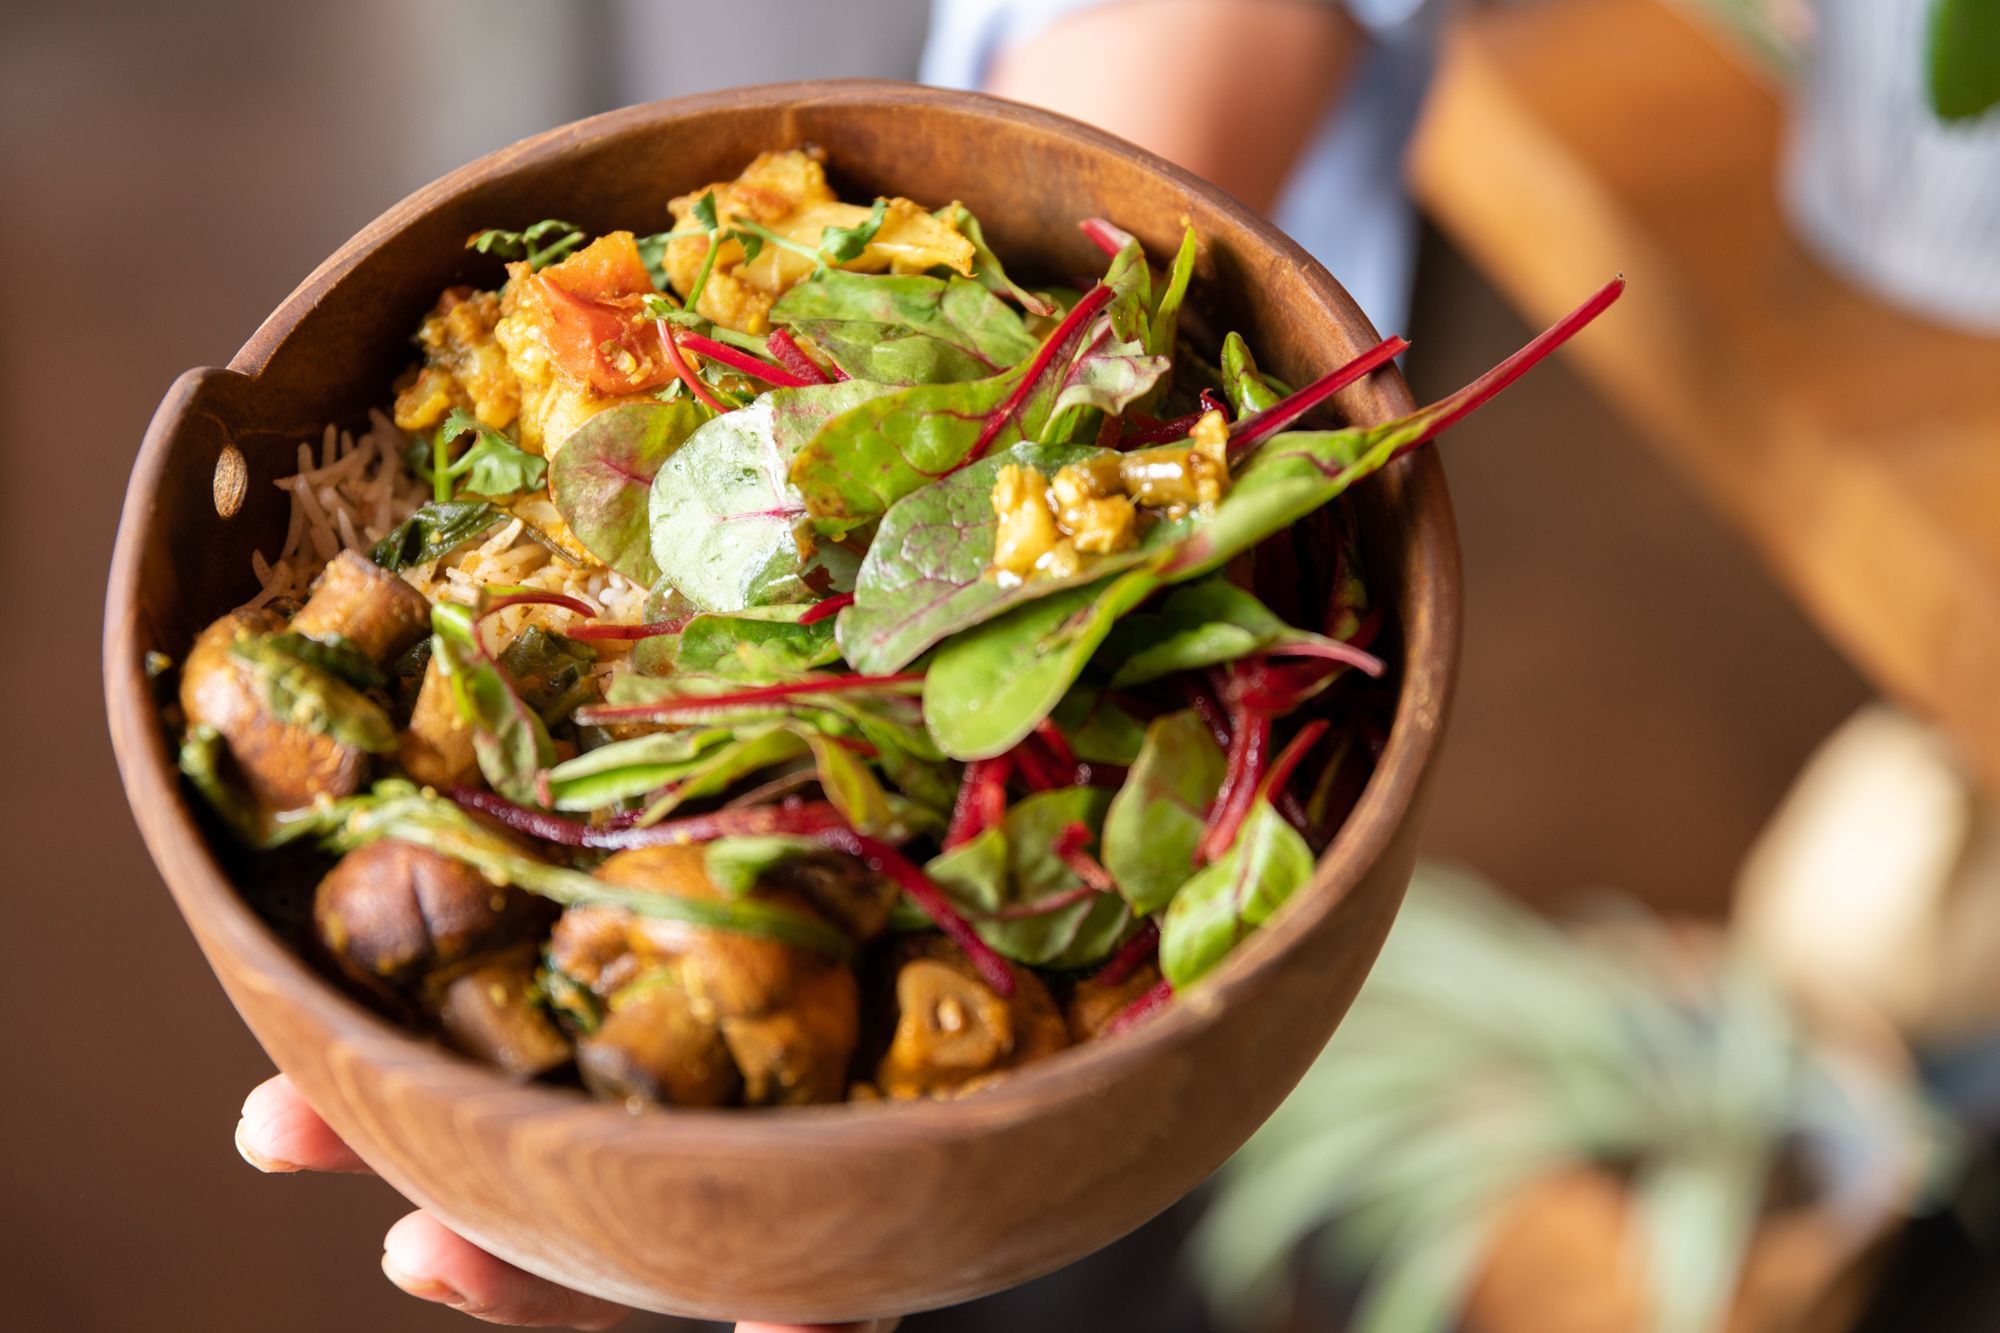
544,843,860,1107
181,609,372,813
290,549,431,663
577,978,741,1109
432,944,572,1078
400,654,478,789
876,940,1069,1100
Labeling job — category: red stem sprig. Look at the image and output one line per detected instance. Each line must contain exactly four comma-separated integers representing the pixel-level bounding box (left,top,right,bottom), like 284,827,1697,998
675,331,814,389
1228,335,1409,455
797,592,854,627
765,328,835,385
567,616,693,642
950,281,1117,474
656,320,728,414
477,589,598,621
448,788,847,849
1104,977,1174,1035
1093,919,1160,988
1053,821,1119,897
944,755,1012,849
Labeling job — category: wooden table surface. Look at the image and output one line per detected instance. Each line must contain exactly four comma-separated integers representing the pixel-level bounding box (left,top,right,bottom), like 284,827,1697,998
1410,0,2000,795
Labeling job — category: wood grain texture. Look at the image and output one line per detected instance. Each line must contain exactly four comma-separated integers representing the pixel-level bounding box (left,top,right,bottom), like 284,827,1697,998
104,82,1461,1323
1410,0,2000,796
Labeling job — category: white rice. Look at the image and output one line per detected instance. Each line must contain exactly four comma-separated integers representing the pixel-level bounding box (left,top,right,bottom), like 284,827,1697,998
239,410,648,646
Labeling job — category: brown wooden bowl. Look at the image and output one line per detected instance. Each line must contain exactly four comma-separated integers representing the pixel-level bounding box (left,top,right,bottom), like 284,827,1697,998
104,82,1460,1323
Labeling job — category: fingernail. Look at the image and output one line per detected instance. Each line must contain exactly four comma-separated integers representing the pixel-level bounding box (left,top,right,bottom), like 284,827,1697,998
233,1117,302,1173
380,1250,466,1308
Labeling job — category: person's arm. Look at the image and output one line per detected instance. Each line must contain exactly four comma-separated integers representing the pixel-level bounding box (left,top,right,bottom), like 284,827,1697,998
983,0,1362,213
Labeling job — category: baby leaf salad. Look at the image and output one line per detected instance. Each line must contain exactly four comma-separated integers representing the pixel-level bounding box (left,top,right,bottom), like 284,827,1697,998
172,149,1620,1105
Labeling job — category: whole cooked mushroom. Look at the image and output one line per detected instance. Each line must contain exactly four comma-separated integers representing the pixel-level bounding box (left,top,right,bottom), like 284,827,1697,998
289,549,431,662
545,844,860,1108
313,838,567,1078
876,937,1069,1100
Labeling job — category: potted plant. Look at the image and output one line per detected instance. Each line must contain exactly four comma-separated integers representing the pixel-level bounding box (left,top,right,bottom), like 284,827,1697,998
1784,0,2000,332
1190,867,1955,1333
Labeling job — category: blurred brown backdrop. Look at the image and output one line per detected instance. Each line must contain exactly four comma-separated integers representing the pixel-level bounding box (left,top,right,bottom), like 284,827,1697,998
2,0,1865,1328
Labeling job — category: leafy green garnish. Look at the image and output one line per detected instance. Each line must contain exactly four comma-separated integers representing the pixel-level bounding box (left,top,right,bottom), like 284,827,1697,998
177,725,367,848
1103,581,1361,687
228,633,398,754
548,399,704,585
672,608,842,679
426,409,546,502
430,601,554,805
634,231,673,291
370,500,505,571
494,627,596,721
467,220,588,271
1158,798,1314,988
544,727,738,811
770,269,1037,384
818,197,889,263
645,388,875,611
1102,709,1228,914
1221,331,1283,416
933,203,1056,317
261,630,384,691
923,787,1128,966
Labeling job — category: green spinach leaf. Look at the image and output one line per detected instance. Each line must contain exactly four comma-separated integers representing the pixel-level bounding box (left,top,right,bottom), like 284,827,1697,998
1105,580,1356,687
1159,798,1315,988
924,787,1127,966
1102,709,1227,914
370,501,504,571
430,601,554,804
772,269,1038,384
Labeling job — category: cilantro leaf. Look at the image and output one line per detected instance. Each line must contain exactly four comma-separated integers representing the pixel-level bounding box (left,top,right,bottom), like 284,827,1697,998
819,198,888,264
467,219,587,270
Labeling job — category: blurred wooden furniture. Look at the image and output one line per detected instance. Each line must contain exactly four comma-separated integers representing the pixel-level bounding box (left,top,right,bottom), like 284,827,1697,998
1411,0,2000,796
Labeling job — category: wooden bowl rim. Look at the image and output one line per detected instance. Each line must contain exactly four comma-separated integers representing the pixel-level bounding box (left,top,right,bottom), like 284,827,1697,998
105,79,1461,1143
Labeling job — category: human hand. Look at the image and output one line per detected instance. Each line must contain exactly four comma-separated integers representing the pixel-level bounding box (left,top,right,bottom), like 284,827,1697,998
234,1074,899,1333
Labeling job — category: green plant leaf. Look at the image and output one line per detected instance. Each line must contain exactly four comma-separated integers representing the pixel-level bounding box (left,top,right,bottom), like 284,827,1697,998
818,197,889,263
933,203,1057,317
645,389,871,611
549,399,706,584
771,269,1038,383
924,787,1127,965
1050,686,1148,765
836,440,1116,674
1929,0,2000,121
1148,224,1199,359
1103,709,1227,913
260,631,384,691
467,219,587,270
922,572,1155,760
1039,330,1171,443
1159,799,1315,988
671,607,842,679
704,834,823,897
228,632,397,754
430,601,555,804
1221,331,1284,416
494,627,596,721
1105,580,1358,687
635,725,815,823
370,500,505,571
544,727,736,811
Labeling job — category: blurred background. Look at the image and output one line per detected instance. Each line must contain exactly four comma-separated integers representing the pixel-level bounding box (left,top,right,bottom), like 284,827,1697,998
10,0,2000,1328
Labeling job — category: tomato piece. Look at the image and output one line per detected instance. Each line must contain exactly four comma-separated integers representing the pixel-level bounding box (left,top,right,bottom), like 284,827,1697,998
526,232,674,395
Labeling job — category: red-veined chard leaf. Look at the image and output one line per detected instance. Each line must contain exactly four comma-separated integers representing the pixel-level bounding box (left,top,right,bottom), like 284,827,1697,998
923,787,1129,967
1220,331,1284,416
836,440,1126,675
670,606,842,679
430,601,554,805
549,399,706,584
787,254,1155,529
544,727,737,810
1050,686,1148,765
1158,797,1314,987
769,269,1038,384
646,382,885,610
1148,225,1199,360
1102,709,1227,915
1103,580,1370,687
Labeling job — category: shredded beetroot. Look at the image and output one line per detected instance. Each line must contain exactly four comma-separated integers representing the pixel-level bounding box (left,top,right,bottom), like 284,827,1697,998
1079,217,1137,257
944,755,1012,849
656,320,727,413
566,616,693,642
765,328,834,385
1196,709,1271,865
574,672,924,726
676,331,813,389
1054,822,1119,896
812,827,1016,997
949,282,1116,474
1093,919,1160,987
478,590,597,620
1104,977,1174,1035
1227,335,1409,455
797,592,854,626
